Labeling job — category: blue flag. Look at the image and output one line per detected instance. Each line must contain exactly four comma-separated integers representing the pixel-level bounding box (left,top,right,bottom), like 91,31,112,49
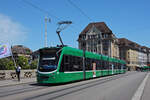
0,43,12,59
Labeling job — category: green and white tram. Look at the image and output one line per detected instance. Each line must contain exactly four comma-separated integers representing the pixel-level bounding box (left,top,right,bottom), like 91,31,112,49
37,46,126,84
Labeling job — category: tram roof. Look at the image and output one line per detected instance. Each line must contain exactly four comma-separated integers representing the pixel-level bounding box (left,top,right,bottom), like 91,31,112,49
61,47,126,64
38,46,126,64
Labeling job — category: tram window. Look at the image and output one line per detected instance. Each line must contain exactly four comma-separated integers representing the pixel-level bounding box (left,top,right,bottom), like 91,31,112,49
96,60,99,70
109,62,111,69
101,60,104,69
64,55,70,71
85,58,93,70
60,55,68,72
72,65,80,71
116,63,119,69
85,58,90,70
62,55,71,71
76,56,83,71
107,62,110,69
123,65,126,69
100,60,103,70
113,62,116,69
86,59,101,70
77,57,82,68
71,56,83,71
61,55,83,72
107,61,110,69
99,60,103,70
114,62,116,69
70,56,74,65
104,61,109,69
112,62,116,69
103,61,106,69
96,60,101,70
118,63,120,69
64,55,69,64
70,56,74,71
114,63,117,69
105,61,107,69
115,62,118,69
85,58,103,70
118,64,121,69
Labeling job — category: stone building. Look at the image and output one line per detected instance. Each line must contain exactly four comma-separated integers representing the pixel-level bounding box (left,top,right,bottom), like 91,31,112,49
118,38,149,70
145,47,150,66
139,46,148,67
78,22,119,58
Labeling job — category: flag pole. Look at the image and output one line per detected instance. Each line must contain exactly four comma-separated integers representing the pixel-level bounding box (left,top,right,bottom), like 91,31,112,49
10,46,17,68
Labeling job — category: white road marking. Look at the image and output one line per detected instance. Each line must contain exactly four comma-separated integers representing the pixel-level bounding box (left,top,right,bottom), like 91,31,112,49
132,73,149,100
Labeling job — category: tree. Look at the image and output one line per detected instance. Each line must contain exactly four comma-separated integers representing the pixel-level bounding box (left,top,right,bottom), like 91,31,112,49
30,60,38,69
0,58,8,70
0,58,15,70
16,56,30,69
0,56,38,70
5,60,15,70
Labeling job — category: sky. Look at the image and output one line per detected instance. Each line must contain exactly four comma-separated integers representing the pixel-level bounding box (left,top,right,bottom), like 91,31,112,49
0,0,150,51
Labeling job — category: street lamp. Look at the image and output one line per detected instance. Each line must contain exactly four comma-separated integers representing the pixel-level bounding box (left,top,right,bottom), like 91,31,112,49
44,16,51,47
56,21,72,46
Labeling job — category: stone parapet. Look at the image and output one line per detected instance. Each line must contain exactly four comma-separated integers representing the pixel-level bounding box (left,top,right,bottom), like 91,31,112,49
0,70,37,80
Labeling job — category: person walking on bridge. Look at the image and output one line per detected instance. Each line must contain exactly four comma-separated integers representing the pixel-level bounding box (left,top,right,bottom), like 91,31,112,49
16,65,21,81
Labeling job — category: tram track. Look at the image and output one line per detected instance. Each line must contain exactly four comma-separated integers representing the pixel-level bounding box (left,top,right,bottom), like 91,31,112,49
25,71,140,100
0,81,36,88
0,83,49,97
0,72,141,99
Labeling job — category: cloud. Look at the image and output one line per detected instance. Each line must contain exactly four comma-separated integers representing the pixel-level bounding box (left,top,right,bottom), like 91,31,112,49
0,13,27,45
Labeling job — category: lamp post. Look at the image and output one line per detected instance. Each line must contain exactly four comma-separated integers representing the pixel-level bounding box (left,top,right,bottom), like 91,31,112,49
44,16,51,47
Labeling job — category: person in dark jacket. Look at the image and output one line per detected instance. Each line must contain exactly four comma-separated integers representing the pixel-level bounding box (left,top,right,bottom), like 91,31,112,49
16,65,21,81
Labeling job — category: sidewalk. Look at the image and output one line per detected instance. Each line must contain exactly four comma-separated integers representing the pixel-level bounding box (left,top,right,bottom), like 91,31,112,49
0,77,36,87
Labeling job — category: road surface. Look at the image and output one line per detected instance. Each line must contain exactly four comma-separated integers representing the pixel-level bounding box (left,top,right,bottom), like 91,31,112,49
0,72,147,100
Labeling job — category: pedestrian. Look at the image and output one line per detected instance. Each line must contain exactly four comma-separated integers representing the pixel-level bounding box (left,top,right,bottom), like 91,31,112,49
16,65,21,81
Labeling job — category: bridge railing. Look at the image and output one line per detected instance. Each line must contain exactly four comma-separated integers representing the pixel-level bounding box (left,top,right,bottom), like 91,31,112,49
0,70,37,80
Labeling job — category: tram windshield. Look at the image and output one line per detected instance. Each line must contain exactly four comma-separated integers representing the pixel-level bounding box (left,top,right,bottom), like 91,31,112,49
38,48,61,72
